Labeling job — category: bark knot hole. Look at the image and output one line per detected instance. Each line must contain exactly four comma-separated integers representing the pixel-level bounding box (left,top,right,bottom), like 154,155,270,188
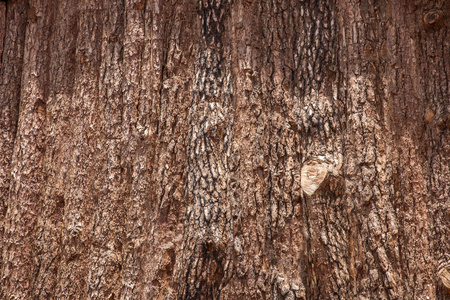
423,10,443,29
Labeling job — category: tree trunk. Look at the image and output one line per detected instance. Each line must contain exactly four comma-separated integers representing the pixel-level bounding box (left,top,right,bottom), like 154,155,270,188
1,0,449,299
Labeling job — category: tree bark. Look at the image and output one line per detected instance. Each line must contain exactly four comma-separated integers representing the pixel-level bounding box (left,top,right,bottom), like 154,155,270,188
0,0,449,299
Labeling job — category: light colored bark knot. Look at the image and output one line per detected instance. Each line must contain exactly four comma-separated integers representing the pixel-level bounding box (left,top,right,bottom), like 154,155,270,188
301,158,329,196
438,263,450,289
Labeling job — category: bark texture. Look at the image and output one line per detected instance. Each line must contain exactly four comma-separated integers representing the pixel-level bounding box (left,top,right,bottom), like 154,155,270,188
0,0,449,299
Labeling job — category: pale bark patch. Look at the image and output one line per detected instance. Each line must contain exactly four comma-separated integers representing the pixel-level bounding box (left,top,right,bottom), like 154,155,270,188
300,158,328,196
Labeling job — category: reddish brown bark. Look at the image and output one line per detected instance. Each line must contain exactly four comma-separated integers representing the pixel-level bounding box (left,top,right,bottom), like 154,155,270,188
0,0,449,299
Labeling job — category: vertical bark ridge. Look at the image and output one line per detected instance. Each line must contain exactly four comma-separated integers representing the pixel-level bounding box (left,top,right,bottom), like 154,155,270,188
119,0,149,298
224,2,271,298
1,0,53,298
142,1,197,299
84,1,126,299
0,2,28,293
338,0,440,298
53,1,104,297
377,1,435,297
0,2,6,71
33,0,78,297
178,0,234,298
338,1,405,298
260,1,315,299
419,1,450,297
279,1,346,299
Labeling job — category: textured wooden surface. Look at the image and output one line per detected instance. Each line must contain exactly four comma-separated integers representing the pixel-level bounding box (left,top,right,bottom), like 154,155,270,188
0,0,449,299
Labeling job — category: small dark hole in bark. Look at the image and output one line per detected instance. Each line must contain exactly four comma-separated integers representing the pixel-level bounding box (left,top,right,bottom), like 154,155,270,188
425,12,439,24
437,113,450,131
56,195,65,208
423,10,443,30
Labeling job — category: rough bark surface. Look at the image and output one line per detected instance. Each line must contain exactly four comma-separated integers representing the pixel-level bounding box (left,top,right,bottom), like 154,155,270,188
0,0,449,299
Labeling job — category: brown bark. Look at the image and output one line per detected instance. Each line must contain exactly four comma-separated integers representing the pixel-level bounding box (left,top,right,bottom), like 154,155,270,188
0,0,449,299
